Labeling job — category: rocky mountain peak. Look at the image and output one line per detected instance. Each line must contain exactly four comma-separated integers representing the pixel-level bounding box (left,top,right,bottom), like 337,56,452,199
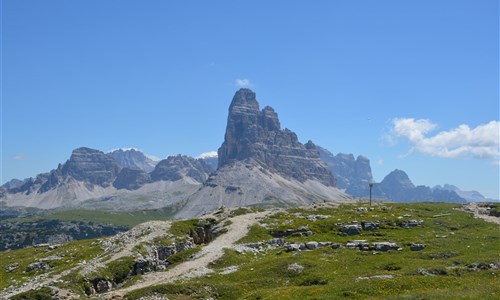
61,147,122,187
381,169,415,190
228,88,259,112
108,148,158,173
218,89,335,186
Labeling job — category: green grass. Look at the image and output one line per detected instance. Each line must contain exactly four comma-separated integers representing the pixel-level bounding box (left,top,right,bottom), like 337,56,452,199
0,238,104,291
237,225,272,244
166,247,201,265
125,202,500,300
2,202,499,299
10,287,52,300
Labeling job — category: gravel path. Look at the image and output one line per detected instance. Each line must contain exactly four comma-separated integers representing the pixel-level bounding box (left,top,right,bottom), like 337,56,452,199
461,202,500,225
104,211,269,299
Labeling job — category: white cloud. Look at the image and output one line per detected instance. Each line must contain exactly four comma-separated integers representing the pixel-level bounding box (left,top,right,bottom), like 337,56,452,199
197,151,218,159
14,153,25,160
235,78,252,88
390,118,499,161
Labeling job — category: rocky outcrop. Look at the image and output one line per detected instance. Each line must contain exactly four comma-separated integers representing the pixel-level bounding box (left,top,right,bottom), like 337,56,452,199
108,149,158,173
150,155,213,183
218,89,335,186
317,147,372,196
61,147,122,187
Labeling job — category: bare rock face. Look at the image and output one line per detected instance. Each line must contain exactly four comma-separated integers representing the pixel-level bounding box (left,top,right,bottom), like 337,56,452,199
107,149,158,173
61,147,122,187
150,155,213,183
317,147,372,196
218,89,335,186
113,168,151,190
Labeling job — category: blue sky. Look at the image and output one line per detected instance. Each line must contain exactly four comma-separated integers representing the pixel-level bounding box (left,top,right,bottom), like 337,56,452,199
1,0,499,198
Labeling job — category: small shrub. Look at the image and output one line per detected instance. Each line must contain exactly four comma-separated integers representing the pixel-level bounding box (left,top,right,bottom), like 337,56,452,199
107,257,135,283
230,207,252,217
11,287,52,300
299,276,328,286
166,247,200,265
169,219,199,236
382,263,402,271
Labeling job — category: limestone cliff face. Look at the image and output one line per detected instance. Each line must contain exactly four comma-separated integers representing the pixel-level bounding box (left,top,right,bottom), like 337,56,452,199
317,146,372,196
150,155,213,183
217,89,335,186
62,147,122,188
108,149,158,173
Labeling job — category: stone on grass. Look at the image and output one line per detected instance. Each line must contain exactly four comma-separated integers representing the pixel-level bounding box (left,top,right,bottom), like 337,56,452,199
410,243,426,251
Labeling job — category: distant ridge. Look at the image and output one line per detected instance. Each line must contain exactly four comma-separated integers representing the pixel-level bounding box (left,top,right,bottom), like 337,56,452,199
0,89,476,215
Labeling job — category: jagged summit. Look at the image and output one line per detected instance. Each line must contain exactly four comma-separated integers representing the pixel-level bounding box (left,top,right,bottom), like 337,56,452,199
108,148,158,173
218,89,335,186
62,147,122,188
174,90,350,218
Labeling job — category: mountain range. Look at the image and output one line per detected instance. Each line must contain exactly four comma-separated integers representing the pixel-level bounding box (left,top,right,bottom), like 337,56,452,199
2,89,490,218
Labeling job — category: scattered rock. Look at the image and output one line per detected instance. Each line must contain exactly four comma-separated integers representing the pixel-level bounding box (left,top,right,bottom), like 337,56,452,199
5,263,19,273
285,243,303,252
134,258,155,275
39,255,63,262
410,243,426,251
346,240,368,249
372,242,399,251
245,242,264,249
467,262,500,271
287,263,304,273
341,224,362,235
432,213,451,218
220,265,239,275
331,243,343,249
306,241,319,250
307,215,328,222
155,265,167,271
401,220,423,228
94,279,113,293
318,241,332,248
26,262,51,272
361,221,379,231
268,238,285,247
48,244,61,250
356,275,394,281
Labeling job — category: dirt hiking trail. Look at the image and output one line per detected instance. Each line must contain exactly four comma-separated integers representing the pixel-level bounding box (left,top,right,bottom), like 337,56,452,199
103,211,269,299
